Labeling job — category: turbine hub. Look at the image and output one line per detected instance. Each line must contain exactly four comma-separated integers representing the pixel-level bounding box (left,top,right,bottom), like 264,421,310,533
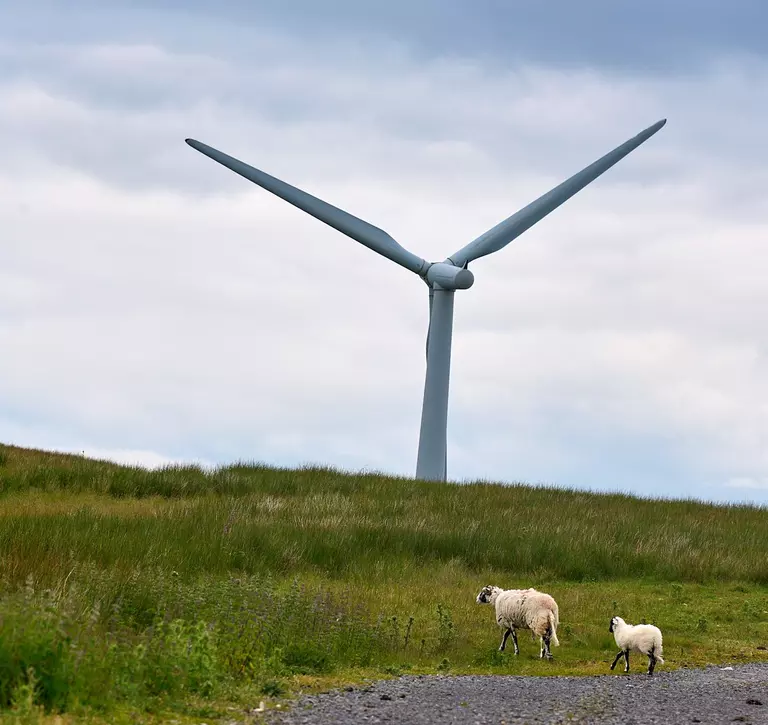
425,262,474,290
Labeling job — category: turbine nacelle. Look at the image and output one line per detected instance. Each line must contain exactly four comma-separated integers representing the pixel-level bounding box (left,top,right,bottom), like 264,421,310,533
425,262,475,290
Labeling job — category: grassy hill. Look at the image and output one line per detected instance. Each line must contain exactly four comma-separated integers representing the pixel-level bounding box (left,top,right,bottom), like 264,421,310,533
1,442,767,723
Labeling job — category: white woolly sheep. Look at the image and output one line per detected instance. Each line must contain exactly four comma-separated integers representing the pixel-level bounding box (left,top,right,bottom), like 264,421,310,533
476,585,560,659
609,615,664,675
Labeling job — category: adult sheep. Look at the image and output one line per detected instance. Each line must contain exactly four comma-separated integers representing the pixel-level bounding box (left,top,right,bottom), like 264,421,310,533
609,615,664,675
475,585,560,659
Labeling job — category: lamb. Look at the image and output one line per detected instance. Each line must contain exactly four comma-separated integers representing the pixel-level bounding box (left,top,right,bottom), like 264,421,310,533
609,615,664,675
475,584,560,659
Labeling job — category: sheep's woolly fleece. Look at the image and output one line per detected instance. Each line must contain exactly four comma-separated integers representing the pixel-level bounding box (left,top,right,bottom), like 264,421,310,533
492,587,560,645
610,616,664,660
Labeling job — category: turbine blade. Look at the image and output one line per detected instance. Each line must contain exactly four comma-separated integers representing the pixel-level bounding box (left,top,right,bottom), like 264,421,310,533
186,139,428,274
447,119,666,267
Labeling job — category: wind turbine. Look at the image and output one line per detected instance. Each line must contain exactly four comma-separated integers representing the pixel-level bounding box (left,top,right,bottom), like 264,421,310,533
185,118,666,482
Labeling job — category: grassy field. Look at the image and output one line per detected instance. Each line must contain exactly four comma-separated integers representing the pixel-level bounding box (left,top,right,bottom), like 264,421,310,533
0,442,767,723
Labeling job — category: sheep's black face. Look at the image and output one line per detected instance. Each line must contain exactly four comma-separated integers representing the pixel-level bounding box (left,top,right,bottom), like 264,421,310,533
476,585,494,604
609,617,617,633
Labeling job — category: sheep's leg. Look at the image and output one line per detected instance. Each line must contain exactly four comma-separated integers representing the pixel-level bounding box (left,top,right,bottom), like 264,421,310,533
610,650,624,670
541,634,553,660
624,650,630,673
647,654,656,676
510,629,519,655
499,628,512,652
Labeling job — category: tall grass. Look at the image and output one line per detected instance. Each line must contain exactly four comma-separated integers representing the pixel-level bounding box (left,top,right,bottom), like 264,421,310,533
1,444,766,585
0,570,411,716
0,443,767,720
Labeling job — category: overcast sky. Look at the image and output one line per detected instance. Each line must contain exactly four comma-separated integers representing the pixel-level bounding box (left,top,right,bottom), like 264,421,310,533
2,1,768,504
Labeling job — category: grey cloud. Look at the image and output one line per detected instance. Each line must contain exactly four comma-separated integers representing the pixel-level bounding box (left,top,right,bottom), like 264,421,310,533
12,0,766,73
3,36,766,215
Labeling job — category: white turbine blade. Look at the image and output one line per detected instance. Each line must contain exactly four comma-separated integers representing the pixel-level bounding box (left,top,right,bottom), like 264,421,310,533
447,119,666,268
186,139,428,274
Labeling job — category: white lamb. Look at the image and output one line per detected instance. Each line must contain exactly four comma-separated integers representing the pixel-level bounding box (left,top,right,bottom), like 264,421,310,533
476,585,560,659
609,615,664,675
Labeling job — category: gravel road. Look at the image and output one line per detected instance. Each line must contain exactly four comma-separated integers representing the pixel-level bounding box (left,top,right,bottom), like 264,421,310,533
263,662,768,724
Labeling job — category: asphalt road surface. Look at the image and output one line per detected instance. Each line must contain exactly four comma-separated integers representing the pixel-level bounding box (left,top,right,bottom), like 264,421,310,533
263,662,768,724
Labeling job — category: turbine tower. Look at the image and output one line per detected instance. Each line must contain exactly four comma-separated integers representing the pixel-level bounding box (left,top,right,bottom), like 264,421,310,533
186,119,666,481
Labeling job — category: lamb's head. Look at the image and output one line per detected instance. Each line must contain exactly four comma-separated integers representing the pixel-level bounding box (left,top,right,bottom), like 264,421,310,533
475,585,502,604
609,616,625,633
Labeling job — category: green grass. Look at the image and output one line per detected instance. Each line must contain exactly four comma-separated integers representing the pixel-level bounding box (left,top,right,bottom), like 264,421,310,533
0,442,767,723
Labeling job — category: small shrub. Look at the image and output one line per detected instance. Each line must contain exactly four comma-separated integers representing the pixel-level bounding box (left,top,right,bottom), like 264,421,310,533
9,667,44,721
260,679,285,697
435,604,455,652
0,599,74,712
403,616,415,650
186,621,217,697
263,648,289,678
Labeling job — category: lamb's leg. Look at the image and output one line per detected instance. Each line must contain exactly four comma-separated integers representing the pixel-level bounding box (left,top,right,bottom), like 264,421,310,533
499,628,512,652
624,650,630,673
610,650,624,670
647,654,656,676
